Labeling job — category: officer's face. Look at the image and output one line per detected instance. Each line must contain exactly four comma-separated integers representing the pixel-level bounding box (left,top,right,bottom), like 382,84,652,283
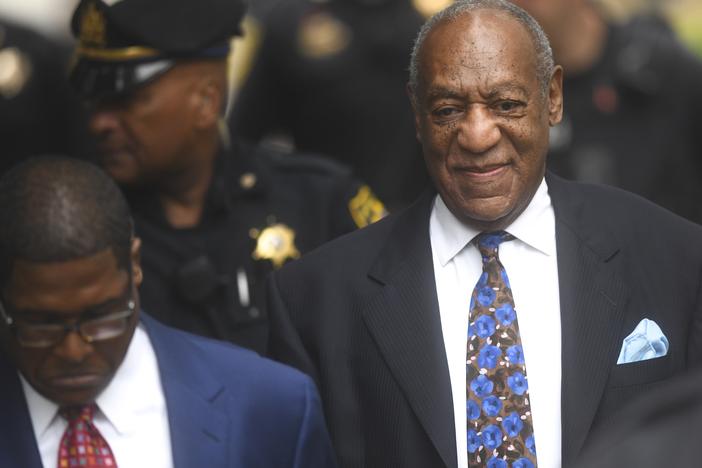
87,63,213,187
412,11,562,231
0,243,142,406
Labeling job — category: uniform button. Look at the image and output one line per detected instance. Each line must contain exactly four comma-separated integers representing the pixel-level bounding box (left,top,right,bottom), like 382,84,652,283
239,172,257,190
249,307,260,319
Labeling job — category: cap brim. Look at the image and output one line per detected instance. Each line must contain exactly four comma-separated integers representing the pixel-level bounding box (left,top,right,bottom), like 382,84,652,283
69,58,174,100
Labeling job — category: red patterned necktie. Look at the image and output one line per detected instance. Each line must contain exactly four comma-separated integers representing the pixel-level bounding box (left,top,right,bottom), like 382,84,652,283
466,232,537,468
58,404,118,468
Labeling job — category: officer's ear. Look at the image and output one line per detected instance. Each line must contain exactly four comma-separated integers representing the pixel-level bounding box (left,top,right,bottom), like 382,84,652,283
192,74,224,129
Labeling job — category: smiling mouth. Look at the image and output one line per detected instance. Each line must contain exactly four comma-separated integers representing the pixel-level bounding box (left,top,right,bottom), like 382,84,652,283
460,164,510,177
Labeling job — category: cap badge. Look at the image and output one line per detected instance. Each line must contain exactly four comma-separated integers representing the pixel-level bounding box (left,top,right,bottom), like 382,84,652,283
297,12,351,60
80,2,107,48
252,223,300,269
348,185,387,228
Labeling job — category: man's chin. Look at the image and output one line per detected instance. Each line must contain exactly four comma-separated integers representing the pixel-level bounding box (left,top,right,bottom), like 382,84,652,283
36,375,110,406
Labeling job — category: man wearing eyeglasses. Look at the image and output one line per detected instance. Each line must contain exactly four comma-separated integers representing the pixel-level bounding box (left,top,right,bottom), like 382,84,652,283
0,157,336,468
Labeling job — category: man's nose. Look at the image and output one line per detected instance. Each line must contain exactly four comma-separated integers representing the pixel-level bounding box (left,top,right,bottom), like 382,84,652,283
456,106,501,154
53,331,94,363
88,106,121,136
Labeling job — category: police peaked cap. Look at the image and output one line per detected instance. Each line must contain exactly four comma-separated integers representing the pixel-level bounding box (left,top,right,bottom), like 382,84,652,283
69,0,247,99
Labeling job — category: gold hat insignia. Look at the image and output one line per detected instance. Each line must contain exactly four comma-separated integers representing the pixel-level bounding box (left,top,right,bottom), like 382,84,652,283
252,223,301,269
80,2,107,48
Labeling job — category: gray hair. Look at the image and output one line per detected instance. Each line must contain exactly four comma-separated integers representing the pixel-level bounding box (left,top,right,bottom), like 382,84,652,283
408,0,554,100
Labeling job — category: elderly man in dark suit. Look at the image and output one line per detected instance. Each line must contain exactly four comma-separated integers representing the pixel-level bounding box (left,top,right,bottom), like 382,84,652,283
266,0,702,467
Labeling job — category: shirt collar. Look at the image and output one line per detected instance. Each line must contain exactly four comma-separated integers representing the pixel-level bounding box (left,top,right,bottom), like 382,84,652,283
96,323,165,436
432,177,555,266
19,374,59,440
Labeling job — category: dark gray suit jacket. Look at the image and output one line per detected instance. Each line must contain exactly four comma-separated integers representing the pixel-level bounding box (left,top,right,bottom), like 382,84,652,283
267,173,702,467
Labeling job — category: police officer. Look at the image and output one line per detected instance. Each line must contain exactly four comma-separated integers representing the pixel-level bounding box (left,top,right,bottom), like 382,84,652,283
0,18,93,174
230,0,453,212
511,0,702,223
69,0,385,353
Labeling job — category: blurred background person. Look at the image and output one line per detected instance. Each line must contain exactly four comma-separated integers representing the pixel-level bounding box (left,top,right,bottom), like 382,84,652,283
511,0,702,223
229,0,453,212
68,0,383,354
0,16,93,174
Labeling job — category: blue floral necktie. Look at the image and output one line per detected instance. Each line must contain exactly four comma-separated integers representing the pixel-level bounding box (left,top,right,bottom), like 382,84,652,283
466,232,538,468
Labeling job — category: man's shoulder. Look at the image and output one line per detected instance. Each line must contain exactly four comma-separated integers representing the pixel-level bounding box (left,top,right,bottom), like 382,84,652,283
142,314,313,391
549,175,702,239
247,142,354,182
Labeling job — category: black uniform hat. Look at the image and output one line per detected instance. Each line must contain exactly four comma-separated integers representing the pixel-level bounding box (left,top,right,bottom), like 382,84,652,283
69,0,247,99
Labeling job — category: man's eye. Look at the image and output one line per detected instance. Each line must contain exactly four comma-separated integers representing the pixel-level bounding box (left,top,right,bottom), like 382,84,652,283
433,107,459,118
495,100,523,112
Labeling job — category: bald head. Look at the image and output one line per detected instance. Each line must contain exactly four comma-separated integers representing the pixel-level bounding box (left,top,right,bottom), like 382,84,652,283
408,0,554,100
0,157,133,288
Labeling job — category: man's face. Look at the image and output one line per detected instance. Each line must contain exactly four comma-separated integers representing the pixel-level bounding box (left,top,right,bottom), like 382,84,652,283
87,64,204,187
412,10,562,230
0,243,142,406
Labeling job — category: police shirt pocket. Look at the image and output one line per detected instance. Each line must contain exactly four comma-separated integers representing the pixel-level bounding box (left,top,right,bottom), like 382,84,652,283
608,354,673,388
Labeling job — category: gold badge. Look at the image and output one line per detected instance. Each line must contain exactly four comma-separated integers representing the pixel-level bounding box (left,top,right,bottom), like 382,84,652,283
0,48,31,98
80,2,107,48
252,223,301,269
297,12,351,59
412,0,453,19
348,185,387,228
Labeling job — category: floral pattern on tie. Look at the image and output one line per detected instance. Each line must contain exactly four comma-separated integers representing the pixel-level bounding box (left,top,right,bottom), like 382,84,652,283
467,231,537,467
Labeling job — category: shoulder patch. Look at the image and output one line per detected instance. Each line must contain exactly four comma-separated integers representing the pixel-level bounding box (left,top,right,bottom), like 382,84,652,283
348,185,387,228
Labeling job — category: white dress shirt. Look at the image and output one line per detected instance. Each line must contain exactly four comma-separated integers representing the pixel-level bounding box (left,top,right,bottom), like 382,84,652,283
430,178,562,468
21,324,174,468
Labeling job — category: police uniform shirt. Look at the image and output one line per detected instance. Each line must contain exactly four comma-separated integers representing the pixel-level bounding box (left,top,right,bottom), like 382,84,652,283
128,141,383,353
547,21,702,223
230,0,431,212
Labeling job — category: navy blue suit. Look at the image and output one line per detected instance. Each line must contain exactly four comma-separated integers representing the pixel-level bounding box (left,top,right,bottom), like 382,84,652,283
0,313,337,468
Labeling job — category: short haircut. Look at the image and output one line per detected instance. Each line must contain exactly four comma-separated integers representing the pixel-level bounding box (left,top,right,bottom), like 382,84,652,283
408,0,554,100
0,156,133,289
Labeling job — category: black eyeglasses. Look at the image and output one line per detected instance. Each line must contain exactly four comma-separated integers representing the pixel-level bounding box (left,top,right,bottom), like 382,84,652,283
0,296,137,348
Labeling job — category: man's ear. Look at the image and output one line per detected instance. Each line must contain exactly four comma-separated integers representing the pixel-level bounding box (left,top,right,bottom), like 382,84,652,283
407,83,422,143
130,237,143,287
547,65,564,126
193,77,223,129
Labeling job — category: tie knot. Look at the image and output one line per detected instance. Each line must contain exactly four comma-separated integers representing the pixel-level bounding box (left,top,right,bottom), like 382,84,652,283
475,231,514,258
59,404,95,423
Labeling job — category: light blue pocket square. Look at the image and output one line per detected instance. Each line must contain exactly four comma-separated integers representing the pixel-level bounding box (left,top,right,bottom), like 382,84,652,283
616,318,669,364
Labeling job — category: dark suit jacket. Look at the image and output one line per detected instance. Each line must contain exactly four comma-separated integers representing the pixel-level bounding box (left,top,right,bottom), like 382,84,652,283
267,173,702,467
573,367,702,467
0,314,337,468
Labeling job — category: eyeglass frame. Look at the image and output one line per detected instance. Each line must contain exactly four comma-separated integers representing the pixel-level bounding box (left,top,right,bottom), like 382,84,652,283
0,289,137,348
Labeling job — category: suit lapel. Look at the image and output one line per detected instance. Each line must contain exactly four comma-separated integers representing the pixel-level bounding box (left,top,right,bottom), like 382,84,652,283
548,174,629,464
142,315,229,468
363,191,458,468
0,356,43,468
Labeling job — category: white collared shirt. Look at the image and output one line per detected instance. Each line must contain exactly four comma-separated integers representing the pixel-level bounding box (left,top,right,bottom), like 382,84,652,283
21,324,174,468
430,178,562,468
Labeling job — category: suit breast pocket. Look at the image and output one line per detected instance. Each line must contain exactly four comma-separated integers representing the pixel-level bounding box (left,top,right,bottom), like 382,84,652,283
607,354,674,388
